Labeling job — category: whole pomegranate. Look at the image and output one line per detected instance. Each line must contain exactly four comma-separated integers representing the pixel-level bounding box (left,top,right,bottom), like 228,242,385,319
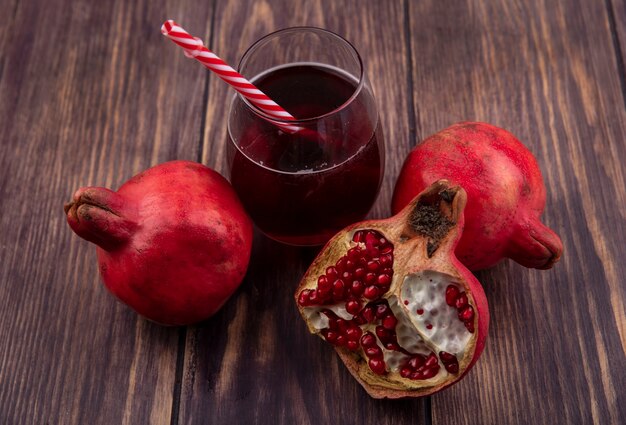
296,180,489,398
64,160,253,325
392,122,563,271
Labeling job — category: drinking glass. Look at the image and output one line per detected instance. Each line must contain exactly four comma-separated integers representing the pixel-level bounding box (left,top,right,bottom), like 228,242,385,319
227,27,384,246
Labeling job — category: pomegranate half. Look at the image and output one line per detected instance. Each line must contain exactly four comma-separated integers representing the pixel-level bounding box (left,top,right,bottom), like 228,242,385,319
295,180,489,398
65,160,253,325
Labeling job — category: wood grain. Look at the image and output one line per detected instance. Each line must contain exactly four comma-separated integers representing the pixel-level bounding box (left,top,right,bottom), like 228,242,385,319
408,0,626,424
179,1,423,424
609,0,626,82
0,0,212,423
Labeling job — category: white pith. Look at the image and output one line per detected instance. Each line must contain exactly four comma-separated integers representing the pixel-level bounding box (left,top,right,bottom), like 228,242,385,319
304,303,353,329
383,295,434,370
399,271,472,357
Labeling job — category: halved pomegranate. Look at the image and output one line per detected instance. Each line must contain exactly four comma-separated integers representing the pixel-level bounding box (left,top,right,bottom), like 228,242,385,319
295,180,489,398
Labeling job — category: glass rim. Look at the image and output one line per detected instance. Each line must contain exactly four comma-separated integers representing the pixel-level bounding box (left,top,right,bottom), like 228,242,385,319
236,26,365,124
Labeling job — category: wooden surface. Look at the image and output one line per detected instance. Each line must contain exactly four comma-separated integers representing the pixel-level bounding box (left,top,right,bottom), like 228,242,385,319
0,0,624,424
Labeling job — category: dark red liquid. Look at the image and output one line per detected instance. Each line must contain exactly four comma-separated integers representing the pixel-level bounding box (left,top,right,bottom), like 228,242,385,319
228,64,384,245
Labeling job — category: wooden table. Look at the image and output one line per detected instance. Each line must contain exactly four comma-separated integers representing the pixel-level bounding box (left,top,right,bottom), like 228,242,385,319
1,0,625,423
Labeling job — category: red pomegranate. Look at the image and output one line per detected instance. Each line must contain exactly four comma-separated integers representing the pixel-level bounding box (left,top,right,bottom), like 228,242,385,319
296,180,489,398
64,160,253,325
392,122,563,271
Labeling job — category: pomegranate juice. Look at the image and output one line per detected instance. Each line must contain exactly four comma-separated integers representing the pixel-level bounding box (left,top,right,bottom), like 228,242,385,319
228,64,384,245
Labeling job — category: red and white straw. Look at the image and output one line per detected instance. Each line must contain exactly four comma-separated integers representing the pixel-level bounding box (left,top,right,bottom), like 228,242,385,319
161,20,300,133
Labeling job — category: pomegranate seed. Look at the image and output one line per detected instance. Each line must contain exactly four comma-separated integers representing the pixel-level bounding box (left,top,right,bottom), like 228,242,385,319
361,306,375,322
364,285,380,299
445,285,459,306
375,304,389,318
440,352,460,373
317,287,332,300
336,258,348,272
333,279,345,290
403,300,409,305
350,280,364,296
347,247,361,260
367,260,380,271
408,355,425,369
410,370,424,380
465,321,475,333
365,273,376,284
332,292,344,302
297,290,311,306
358,257,367,266
459,305,474,322
326,266,338,280
425,354,438,368
455,293,468,309
360,332,376,347
439,351,456,363
368,358,387,375
365,232,379,247
382,315,398,330
380,244,393,254
335,335,346,346
346,340,359,351
426,324,433,330
345,260,355,270
367,247,380,258
352,315,366,325
309,291,319,303
342,271,353,281
318,275,330,290
352,230,366,243
381,267,393,275
380,255,392,267
400,367,411,378
445,363,459,374
385,342,400,350
422,366,439,379
416,309,424,315
346,327,362,341
324,330,338,343
375,326,390,340
354,267,365,278
377,275,391,287
365,346,382,358
345,299,361,315
337,319,349,333
332,279,345,299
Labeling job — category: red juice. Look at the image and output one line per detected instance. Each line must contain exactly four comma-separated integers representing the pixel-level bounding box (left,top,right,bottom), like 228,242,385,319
227,64,384,245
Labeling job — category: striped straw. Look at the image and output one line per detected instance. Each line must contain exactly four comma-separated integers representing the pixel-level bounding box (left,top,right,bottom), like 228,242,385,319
161,20,301,133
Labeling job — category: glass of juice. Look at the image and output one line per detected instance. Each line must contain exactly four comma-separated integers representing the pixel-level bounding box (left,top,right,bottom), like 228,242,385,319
227,27,384,246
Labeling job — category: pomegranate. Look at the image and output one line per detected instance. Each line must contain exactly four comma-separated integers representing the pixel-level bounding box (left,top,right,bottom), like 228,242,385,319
295,180,489,398
392,122,563,271
64,160,253,325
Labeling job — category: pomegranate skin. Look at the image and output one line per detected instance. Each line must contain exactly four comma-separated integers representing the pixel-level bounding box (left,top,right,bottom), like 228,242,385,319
65,160,253,325
392,122,563,271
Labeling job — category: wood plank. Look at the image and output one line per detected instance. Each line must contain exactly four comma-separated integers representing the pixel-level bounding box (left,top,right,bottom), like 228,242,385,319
179,1,423,423
0,0,213,423
408,0,626,424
